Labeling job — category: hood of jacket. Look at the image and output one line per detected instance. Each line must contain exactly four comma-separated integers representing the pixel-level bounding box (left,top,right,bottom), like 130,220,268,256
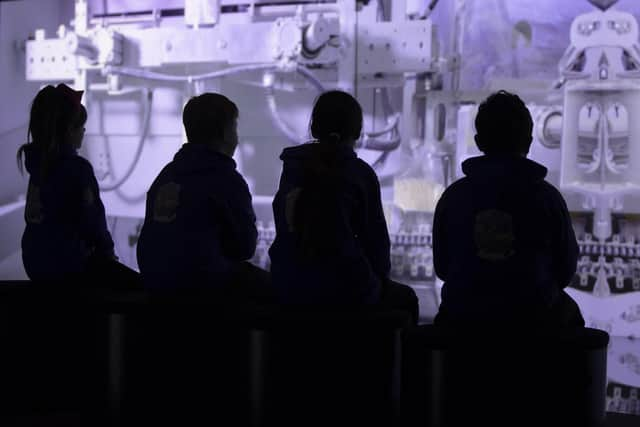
461,154,547,182
172,143,236,175
279,142,356,182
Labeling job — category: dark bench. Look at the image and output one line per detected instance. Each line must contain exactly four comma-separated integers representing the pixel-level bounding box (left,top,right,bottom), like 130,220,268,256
402,325,610,427
0,281,612,427
0,281,118,424
0,282,411,427
250,307,411,427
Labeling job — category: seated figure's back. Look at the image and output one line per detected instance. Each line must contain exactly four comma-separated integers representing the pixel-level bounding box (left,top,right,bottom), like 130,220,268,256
269,91,390,305
137,93,257,288
19,84,117,281
432,91,583,327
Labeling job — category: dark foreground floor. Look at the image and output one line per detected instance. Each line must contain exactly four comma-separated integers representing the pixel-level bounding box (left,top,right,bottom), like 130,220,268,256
2,411,639,427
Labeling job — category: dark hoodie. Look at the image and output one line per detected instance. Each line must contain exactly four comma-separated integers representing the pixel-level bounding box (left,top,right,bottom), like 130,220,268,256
268,142,390,305
21,144,114,280
136,143,257,288
432,154,578,324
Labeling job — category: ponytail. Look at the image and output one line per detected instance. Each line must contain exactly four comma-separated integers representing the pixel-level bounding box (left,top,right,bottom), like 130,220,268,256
327,132,341,144
292,180,346,261
290,158,351,261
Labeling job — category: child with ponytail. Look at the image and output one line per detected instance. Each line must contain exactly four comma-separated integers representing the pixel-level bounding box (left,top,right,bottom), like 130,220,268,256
268,90,418,321
18,84,138,287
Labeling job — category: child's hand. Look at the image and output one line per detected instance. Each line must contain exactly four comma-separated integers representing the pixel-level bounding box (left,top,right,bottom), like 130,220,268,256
91,247,118,262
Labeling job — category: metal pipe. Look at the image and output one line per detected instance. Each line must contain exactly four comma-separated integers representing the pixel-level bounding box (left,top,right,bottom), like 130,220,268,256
0,200,26,218
90,9,161,26
254,4,339,18
105,64,277,83
366,114,400,138
266,87,303,143
99,90,153,192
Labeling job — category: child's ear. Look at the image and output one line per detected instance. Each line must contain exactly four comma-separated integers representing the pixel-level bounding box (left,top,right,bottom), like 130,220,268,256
523,136,533,155
223,122,235,142
64,125,75,140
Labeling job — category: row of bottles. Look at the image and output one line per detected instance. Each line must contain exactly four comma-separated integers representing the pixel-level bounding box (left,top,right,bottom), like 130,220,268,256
607,382,640,415
252,224,640,294
251,220,436,281
578,233,640,258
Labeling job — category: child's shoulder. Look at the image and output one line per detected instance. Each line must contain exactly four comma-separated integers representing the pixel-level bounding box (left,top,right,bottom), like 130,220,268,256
536,180,568,208
523,179,564,203
63,154,96,178
352,157,377,179
228,168,251,190
444,176,469,191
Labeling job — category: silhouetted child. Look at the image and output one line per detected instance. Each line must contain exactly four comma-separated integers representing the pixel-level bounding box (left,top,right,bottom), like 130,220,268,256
432,90,584,328
137,93,269,296
269,91,418,320
19,84,139,287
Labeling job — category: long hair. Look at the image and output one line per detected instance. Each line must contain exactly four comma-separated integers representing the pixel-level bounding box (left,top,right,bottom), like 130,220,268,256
292,180,350,262
289,147,355,262
289,91,363,260
17,85,87,178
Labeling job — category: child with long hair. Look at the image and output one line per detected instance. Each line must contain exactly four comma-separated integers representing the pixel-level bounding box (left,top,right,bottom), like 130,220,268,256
18,84,138,286
269,90,418,320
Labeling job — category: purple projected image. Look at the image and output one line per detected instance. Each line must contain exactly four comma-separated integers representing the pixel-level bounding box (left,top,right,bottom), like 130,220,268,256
1,0,640,423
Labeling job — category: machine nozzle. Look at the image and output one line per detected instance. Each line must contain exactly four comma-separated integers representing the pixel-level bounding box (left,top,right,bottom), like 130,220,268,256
588,0,619,11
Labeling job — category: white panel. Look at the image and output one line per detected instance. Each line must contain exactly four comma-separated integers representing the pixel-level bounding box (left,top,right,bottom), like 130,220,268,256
0,0,69,132
0,0,71,206
568,288,640,339
25,39,77,81
358,20,434,75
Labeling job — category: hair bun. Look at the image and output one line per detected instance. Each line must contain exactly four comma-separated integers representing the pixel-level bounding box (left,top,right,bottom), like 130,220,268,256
328,132,341,142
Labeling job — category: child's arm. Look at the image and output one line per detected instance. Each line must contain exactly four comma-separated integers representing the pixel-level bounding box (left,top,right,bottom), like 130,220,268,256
361,167,391,281
551,190,579,289
432,189,449,282
76,160,116,258
214,172,258,261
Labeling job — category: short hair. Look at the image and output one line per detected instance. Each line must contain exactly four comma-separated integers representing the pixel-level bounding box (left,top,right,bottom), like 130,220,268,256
474,90,533,154
310,90,363,142
182,93,238,145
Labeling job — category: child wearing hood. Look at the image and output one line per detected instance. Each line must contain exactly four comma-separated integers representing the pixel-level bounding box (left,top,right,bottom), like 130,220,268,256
269,90,418,321
137,93,270,297
432,90,584,328
18,84,138,286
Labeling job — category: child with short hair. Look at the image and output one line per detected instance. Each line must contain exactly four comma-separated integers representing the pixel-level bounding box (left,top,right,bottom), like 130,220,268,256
137,93,269,295
432,90,584,328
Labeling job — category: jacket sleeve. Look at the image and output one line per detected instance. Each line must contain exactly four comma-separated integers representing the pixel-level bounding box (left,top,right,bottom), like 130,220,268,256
432,189,449,282
215,172,258,261
360,168,391,281
550,188,579,289
76,160,115,258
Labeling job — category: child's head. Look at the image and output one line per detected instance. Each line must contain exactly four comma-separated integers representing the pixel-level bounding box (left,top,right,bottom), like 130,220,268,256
310,91,363,147
182,93,239,156
18,84,87,174
474,90,533,156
